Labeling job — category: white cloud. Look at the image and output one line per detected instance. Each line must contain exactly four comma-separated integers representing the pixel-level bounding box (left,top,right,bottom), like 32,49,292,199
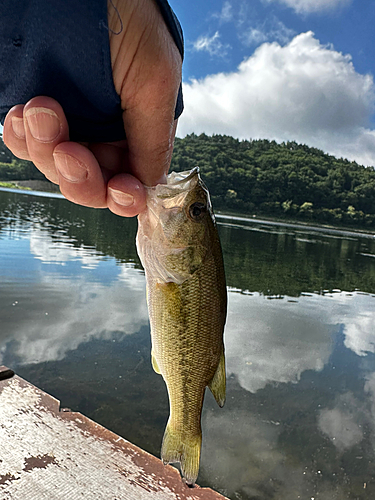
241,18,295,46
212,1,233,23
243,28,269,45
192,31,230,57
179,31,375,167
265,0,352,15
237,1,249,26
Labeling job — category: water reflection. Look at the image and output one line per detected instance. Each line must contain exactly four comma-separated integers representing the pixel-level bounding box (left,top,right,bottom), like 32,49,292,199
1,188,375,499
226,291,334,393
0,191,147,368
0,270,147,366
201,291,375,499
226,291,375,393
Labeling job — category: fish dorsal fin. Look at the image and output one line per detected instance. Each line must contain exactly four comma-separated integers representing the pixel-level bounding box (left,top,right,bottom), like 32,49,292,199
151,350,161,374
208,349,226,407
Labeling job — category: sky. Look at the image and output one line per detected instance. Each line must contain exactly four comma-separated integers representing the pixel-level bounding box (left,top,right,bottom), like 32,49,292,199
172,0,375,167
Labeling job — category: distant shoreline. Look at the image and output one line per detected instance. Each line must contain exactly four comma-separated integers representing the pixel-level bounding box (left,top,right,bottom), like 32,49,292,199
1,182,374,239
216,213,375,239
1,179,61,193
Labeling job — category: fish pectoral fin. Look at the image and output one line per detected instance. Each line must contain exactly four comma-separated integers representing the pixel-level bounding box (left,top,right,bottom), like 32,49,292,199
151,350,161,374
208,349,226,408
161,423,201,486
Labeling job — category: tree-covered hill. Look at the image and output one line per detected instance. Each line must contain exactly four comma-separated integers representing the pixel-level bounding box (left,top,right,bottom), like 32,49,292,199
171,133,375,227
1,132,375,227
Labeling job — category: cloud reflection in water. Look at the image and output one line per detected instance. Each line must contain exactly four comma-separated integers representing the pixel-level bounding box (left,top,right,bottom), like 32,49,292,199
201,290,375,499
29,226,100,268
225,290,375,393
0,227,148,367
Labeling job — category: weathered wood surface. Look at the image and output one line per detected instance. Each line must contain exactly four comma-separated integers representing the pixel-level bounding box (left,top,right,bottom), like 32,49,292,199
0,366,228,500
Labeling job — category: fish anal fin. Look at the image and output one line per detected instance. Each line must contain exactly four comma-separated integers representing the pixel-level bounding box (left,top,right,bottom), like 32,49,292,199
151,350,161,374
161,422,201,486
208,350,226,407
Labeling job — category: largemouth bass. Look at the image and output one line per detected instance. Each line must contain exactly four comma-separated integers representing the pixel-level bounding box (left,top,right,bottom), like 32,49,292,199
136,167,227,485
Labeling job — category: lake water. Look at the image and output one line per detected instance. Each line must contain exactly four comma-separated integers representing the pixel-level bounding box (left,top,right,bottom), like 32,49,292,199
1,188,375,500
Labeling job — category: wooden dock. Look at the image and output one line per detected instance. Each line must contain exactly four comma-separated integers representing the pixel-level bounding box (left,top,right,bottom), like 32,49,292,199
0,366,228,500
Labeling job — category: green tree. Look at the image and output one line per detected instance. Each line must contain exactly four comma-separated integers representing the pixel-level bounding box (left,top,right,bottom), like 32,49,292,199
0,134,15,163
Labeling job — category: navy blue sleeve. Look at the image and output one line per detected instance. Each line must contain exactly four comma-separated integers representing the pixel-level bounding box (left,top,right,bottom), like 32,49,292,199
0,0,183,143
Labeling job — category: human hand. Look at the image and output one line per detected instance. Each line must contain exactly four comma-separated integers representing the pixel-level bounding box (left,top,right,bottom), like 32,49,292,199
3,0,182,217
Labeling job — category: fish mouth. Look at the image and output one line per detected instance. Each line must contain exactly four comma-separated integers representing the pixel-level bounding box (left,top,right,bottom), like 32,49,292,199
145,168,200,203
166,167,200,185
142,167,209,232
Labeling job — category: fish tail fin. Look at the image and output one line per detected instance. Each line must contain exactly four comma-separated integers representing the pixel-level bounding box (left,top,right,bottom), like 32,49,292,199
161,423,202,486
208,349,226,407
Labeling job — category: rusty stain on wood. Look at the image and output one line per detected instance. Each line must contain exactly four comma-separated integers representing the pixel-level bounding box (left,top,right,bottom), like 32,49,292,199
0,473,18,486
23,454,58,472
0,366,228,500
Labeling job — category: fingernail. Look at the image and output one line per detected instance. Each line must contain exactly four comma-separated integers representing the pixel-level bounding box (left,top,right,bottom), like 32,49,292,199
25,107,61,142
109,188,134,207
11,117,26,139
54,153,88,183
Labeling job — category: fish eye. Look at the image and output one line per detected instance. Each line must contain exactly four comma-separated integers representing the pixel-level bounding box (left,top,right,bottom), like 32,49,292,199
189,202,207,221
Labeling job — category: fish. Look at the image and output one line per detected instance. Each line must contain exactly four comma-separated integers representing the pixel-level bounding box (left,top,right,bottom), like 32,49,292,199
136,167,227,485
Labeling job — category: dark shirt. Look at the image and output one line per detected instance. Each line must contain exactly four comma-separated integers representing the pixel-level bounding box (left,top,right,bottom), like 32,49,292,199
0,0,183,142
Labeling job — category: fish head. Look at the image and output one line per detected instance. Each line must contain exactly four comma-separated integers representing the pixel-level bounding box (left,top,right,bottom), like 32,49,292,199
137,168,216,284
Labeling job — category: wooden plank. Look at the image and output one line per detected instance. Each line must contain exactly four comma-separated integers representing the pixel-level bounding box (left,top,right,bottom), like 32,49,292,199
0,366,228,500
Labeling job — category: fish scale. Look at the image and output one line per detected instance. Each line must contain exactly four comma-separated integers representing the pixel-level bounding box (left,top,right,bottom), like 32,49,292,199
136,168,227,485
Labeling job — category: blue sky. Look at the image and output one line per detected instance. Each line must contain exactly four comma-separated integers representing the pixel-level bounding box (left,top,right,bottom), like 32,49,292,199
173,0,375,166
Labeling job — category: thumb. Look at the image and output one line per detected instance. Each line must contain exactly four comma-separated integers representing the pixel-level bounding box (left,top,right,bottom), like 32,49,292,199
110,0,182,187
123,95,179,187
